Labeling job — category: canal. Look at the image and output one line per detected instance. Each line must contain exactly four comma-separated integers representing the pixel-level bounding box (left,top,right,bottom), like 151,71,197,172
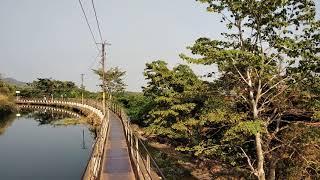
0,107,95,180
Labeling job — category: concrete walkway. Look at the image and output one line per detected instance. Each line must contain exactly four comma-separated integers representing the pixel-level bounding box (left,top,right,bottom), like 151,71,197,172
100,111,135,180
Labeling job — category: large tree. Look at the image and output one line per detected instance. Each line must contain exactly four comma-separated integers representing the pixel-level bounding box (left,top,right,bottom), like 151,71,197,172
180,0,320,179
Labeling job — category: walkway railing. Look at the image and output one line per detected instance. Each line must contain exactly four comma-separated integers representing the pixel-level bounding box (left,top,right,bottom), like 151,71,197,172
18,104,81,118
16,98,166,180
110,103,166,180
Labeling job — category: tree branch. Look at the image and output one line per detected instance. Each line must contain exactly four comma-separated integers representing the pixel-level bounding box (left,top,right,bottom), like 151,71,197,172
232,58,250,86
239,146,256,174
260,76,290,98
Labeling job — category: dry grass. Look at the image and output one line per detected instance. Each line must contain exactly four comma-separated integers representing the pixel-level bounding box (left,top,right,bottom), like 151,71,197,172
51,117,88,126
0,94,16,114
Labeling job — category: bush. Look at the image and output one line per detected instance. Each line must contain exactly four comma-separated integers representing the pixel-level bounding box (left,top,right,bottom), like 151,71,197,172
0,94,16,115
115,92,153,126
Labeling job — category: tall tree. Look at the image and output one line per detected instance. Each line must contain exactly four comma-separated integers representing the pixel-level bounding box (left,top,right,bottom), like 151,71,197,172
180,0,320,179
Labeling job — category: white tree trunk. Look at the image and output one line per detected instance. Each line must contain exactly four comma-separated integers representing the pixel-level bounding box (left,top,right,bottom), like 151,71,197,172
252,100,266,180
255,132,266,180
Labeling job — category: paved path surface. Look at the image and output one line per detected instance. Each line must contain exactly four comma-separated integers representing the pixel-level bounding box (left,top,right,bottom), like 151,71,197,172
100,111,135,180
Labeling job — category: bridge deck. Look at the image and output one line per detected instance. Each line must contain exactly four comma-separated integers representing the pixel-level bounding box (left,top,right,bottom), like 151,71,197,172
100,111,135,180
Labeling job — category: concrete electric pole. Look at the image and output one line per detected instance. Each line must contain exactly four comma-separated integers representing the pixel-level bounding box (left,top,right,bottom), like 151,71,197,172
81,73,85,104
101,42,106,115
100,41,111,116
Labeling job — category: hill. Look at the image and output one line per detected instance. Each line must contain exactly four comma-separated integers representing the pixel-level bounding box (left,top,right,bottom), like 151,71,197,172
2,77,27,87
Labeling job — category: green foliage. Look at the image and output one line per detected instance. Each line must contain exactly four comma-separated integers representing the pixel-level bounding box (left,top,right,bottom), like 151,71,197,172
114,92,153,126
223,120,264,141
0,94,16,115
143,60,208,141
93,67,126,93
0,78,16,115
312,111,320,121
20,78,86,99
134,0,320,178
200,109,247,124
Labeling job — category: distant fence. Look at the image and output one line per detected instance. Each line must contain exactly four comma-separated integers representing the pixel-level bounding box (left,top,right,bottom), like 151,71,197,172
18,104,81,118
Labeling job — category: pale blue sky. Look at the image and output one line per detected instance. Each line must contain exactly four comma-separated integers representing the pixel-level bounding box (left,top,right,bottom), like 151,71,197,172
0,0,319,91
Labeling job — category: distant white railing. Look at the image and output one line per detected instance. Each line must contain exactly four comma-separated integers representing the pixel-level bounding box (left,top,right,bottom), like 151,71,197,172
18,105,81,118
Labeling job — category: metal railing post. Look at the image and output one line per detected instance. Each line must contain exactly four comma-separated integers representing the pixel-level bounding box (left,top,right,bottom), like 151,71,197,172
147,154,151,180
130,130,134,158
127,120,130,136
135,136,140,175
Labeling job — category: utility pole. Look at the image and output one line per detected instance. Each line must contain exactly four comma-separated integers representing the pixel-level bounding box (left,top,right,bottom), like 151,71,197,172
99,41,111,116
101,42,106,115
81,73,85,104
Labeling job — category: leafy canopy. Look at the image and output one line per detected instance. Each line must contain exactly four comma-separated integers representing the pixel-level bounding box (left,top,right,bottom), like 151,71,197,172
93,67,126,93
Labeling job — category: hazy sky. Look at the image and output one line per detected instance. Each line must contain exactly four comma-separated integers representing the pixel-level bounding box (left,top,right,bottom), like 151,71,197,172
0,0,319,92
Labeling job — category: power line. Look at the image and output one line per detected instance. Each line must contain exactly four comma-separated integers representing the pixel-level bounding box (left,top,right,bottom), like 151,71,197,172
87,52,101,71
91,0,103,42
78,0,100,51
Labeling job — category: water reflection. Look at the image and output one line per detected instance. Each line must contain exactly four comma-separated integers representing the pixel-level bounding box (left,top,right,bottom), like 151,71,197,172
0,106,95,180
0,113,16,135
18,105,81,125
17,105,98,139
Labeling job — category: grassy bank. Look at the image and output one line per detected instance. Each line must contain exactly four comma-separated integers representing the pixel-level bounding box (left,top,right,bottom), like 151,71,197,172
51,117,88,126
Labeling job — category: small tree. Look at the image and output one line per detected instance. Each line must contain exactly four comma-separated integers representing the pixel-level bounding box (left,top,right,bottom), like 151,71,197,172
93,67,126,93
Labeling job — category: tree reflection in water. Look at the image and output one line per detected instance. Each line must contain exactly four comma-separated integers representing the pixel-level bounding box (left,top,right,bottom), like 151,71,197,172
17,105,98,138
0,113,16,135
19,106,78,125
